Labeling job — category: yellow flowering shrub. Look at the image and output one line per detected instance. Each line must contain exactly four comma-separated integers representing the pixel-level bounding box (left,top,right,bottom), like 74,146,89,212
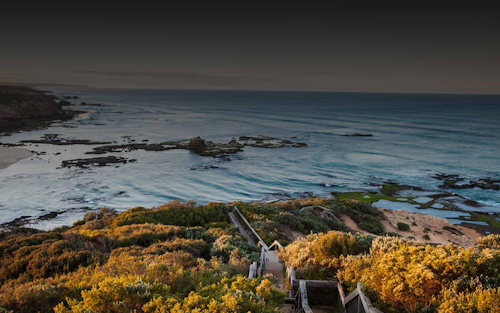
477,234,500,250
281,231,500,312
0,202,284,313
278,230,372,279
439,279,500,313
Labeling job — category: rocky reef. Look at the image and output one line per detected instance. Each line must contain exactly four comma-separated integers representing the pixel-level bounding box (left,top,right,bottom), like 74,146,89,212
52,136,307,169
432,173,500,191
339,133,373,137
238,135,308,147
21,134,112,145
61,156,135,168
86,136,307,158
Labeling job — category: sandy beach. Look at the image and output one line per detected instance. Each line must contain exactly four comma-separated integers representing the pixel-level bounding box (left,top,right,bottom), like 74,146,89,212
0,147,33,170
63,107,97,121
341,208,481,248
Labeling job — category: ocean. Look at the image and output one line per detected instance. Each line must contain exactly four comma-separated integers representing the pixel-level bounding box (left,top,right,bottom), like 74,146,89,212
1,88,499,228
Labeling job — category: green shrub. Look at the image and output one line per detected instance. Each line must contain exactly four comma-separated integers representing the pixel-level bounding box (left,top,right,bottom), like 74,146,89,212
397,222,410,231
112,202,229,228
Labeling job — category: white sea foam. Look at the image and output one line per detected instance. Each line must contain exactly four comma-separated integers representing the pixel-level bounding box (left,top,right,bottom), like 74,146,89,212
1,88,499,228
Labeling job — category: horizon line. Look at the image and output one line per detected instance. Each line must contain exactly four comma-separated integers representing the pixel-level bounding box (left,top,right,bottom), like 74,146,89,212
2,81,500,97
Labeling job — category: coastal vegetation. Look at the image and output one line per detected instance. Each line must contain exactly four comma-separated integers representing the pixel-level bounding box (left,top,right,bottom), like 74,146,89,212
1,198,499,312
333,184,435,207
232,197,386,245
278,232,500,312
0,202,284,312
397,222,410,231
333,183,500,230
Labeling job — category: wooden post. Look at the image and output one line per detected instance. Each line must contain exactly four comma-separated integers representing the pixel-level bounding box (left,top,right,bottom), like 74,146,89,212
299,280,314,313
337,281,346,307
289,266,296,298
248,263,254,279
257,246,265,276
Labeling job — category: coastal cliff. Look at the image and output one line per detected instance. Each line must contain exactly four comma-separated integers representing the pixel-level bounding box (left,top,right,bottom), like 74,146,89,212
0,85,73,132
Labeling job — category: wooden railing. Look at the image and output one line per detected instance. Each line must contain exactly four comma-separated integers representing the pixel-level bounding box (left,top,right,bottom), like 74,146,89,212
294,280,313,313
233,206,269,250
230,206,274,278
287,266,297,297
232,205,384,312
257,246,266,276
269,240,283,250
287,266,383,313
342,283,383,313
248,261,257,278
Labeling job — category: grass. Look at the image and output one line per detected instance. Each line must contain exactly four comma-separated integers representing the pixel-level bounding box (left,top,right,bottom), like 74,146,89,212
332,192,403,203
381,184,407,195
470,213,500,227
334,184,454,211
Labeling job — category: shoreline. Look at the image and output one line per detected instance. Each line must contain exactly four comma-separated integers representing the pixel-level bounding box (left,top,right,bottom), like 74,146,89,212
62,107,97,120
0,147,33,170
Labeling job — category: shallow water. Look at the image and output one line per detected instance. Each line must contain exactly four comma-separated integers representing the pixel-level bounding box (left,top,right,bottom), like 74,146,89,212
372,200,471,220
414,197,434,204
1,89,499,227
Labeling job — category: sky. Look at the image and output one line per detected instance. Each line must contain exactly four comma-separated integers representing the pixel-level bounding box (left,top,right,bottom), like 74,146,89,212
1,4,499,94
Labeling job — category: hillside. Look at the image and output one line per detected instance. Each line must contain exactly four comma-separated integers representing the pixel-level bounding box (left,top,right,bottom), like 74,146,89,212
0,86,72,132
0,202,285,312
0,199,498,312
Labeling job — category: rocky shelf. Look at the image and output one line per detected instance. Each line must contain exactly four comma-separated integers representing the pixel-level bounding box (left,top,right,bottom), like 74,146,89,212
85,136,307,157
432,173,500,191
21,134,112,146
339,133,373,137
61,156,136,168
238,135,308,148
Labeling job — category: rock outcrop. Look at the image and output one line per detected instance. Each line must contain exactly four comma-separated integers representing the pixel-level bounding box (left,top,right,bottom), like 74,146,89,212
0,85,75,132
432,173,500,191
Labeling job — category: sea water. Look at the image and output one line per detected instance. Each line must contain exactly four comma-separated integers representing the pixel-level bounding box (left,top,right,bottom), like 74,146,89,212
1,88,499,228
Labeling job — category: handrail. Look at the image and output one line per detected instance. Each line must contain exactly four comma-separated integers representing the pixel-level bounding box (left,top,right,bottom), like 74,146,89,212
231,207,272,278
269,240,283,250
233,206,269,250
287,266,296,297
286,266,383,313
248,261,257,278
337,281,346,305
257,246,266,276
294,280,313,313
235,205,383,312
343,282,383,313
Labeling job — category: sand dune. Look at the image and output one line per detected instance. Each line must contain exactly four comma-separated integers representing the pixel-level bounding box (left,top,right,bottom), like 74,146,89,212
340,208,480,249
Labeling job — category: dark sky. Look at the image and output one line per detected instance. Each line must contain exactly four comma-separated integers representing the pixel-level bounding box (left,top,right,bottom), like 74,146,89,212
1,3,499,94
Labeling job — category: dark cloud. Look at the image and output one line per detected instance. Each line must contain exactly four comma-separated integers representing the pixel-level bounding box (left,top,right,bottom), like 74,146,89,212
72,70,298,86
285,71,337,75
0,3,499,93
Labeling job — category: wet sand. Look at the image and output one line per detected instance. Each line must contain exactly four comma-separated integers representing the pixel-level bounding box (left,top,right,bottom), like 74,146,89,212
0,147,33,170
